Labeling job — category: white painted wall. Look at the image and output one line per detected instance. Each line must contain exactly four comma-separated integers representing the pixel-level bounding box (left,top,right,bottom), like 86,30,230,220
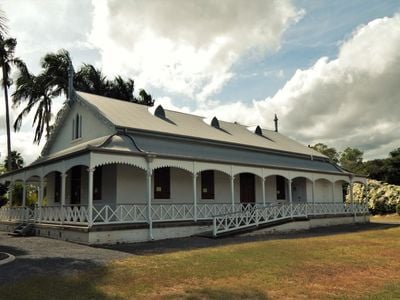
116,164,146,204
197,171,231,204
314,179,332,202
306,180,313,202
47,101,114,155
44,164,346,207
334,181,345,202
265,176,277,202
292,177,307,203
45,172,57,205
95,165,117,206
157,168,192,204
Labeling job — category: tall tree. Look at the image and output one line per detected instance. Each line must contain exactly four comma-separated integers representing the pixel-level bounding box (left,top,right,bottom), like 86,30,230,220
138,89,155,106
339,147,364,174
0,8,20,171
13,49,154,144
310,143,339,163
3,150,24,171
13,61,53,143
0,7,7,37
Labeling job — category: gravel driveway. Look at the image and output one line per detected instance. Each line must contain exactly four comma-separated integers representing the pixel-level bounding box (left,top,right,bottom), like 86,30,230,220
0,233,130,284
0,222,397,284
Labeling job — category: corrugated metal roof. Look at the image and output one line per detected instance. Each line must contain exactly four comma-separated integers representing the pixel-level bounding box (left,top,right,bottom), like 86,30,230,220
78,92,325,158
126,133,342,173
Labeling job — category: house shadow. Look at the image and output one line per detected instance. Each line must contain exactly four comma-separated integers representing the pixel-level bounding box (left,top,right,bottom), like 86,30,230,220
0,250,121,300
96,222,400,256
0,244,28,256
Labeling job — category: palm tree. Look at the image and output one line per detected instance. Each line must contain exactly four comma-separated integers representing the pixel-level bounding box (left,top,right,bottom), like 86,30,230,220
106,76,135,101
138,89,154,106
0,8,8,37
3,150,24,171
0,35,19,171
13,61,53,143
75,63,107,96
13,49,154,144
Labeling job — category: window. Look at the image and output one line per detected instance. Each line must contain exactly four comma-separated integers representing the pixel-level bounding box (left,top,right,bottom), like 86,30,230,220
276,176,286,200
72,113,82,140
201,170,214,199
54,173,61,203
93,166,102,201
154,167,170,199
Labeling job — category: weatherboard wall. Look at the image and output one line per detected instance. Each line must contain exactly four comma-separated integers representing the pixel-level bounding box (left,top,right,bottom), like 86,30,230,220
47,100,114,156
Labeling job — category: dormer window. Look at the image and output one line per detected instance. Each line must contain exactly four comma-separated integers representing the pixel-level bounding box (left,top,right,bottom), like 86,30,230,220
72,113,82,140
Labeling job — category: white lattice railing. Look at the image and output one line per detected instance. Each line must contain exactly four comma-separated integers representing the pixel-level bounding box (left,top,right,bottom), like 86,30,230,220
0,206,34,221
213,203,305,236
213,202,368,236
92,203,262,224
0,202,368,228
38,205,89,225
93,204,148,224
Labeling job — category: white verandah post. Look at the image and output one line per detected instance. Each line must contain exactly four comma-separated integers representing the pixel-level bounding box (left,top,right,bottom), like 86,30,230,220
8,181,13,207
146,169,154,240
364,181,369,218
193,173,197,222
331,182,335,202
349,178,355,221
230,175,235,211
289,179,293,218
262,177,266,206
311,180,315,215
22,181,26,207
87,168,94,227
61,173,67,207
60,172,67,224
38,177,44,222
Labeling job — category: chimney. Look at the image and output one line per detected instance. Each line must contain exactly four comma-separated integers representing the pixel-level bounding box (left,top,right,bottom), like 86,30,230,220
68,60,75,103
274,114,278,132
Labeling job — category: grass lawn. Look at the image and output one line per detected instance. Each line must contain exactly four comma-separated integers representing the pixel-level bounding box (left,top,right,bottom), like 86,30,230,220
371,213,400,223
1,226,400,299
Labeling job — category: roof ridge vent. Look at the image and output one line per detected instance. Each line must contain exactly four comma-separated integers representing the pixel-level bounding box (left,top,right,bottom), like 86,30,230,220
255,125,263,136
154,105,166,119
211,116,220,129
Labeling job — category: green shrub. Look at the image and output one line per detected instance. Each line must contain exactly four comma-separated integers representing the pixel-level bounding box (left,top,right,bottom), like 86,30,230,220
396,203,400,216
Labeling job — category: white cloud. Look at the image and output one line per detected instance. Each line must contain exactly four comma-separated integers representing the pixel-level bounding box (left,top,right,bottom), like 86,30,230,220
0,0,96,165
205,14,400,160
89,0,301,102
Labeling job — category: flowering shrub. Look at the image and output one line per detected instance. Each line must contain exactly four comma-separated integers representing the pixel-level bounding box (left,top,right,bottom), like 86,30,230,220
350,180,400,215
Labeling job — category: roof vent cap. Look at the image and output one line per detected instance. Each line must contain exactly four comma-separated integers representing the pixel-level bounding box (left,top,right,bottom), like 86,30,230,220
154,105,166,119
211,116,220,129
255,125,263,136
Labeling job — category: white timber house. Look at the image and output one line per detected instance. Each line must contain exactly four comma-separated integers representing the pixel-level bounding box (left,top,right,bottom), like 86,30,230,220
0,91,368,244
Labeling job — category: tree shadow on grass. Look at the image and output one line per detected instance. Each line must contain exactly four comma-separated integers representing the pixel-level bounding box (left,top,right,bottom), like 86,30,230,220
94,223,400,255
0,257,121,300
96,222,400,256
165,287,268,300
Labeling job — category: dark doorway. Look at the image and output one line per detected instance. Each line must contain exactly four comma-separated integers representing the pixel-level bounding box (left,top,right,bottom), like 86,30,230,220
240,173,255,203
70,166,81,204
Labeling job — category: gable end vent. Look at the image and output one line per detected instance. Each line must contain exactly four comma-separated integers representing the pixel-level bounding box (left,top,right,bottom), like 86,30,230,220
154,105,166,119
211,117,220,129
255,125,263,136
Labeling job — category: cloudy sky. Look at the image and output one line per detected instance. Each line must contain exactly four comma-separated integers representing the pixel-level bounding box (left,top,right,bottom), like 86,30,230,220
1,0,400,164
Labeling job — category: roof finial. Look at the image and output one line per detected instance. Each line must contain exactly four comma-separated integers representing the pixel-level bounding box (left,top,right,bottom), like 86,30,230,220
68,59,75,103
274,114,278,132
